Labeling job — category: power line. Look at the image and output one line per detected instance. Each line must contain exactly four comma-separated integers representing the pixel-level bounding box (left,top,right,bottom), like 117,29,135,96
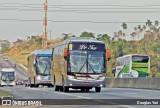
2,3,160,7
1,8,160,13
1,4,160,9
1,4,160,13
0,19,147,23
0,4,42,9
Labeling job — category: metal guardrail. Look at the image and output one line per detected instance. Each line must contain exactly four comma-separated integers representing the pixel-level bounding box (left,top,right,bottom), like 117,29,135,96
106,78,160,90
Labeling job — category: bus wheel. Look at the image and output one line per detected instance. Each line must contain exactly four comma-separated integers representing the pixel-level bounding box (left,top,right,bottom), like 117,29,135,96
95,87,101,92
81,88,85,92
48,85,50,88
60,86,64,92
55,86,59,91
86,88,90,92
64,86,69,92
30,84,34,88
48,85,54,88
35,84,39,88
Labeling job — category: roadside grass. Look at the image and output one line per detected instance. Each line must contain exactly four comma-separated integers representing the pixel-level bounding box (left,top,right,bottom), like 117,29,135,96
0,89,13,97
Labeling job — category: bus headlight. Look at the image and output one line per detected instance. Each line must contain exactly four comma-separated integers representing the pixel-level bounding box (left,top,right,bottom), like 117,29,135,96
37,76,41,80
68,75,75,79
97,75,106,80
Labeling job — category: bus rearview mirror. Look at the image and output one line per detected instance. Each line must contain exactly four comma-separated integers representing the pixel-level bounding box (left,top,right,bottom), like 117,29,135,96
64,48,68,60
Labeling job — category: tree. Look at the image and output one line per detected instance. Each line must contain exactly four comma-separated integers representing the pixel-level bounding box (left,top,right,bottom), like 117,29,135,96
155,20,159,27
118,30,122,37
113,32,118,40
130,32,136,40
35,37,42,45
61,33,72,40
146,20,152,27
137,25,143,39
80,31,95,38
121,22,127,30
121,22,127,39
1,44,10,53
151,43,158,55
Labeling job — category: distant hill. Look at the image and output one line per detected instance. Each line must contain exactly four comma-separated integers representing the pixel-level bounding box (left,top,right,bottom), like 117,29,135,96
4,36,61,67
3,33,160,77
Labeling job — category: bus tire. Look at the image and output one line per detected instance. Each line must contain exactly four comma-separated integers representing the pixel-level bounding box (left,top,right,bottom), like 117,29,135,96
81,88,85,92
64,86,69,92
30,84,34,88
95,87,101,92
86,88,90,92
60,86,63,92
35,84,39,88
55,86,59,91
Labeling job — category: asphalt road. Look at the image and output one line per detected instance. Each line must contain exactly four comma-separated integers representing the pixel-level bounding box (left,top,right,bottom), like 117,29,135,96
0,55,160,108
1,86,160,108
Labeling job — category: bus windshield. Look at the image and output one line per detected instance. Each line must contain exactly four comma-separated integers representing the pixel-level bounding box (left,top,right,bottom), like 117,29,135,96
68,44,105,73
36,57,51,75
132,55,149,62
1,72,15,81
88,51,104,73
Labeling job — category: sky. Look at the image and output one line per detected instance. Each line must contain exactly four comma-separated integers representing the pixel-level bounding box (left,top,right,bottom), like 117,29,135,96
0,0,160,42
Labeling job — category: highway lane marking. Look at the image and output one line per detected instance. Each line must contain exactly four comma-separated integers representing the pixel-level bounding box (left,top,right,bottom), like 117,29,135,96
31,88,135,108
1,87,135,108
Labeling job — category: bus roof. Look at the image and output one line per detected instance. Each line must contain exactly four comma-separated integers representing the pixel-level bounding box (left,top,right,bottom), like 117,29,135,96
1,68,14,72
30,49,52,57
117,54,149,59
53,37,104,47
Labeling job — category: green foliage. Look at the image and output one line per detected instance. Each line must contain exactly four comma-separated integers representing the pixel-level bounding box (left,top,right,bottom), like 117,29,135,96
80,31,95,38
155,72,160,78
1,44,10,53
35,37,42,45
151,43,159,53
96,31,160,77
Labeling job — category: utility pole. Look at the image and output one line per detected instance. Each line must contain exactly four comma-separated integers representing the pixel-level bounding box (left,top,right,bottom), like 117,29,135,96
42,0,48,49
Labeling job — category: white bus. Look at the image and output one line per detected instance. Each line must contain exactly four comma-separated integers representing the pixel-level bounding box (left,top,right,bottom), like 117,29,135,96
27,49,53,88
0,68,16,86
52,37,111,92
114,54,150,78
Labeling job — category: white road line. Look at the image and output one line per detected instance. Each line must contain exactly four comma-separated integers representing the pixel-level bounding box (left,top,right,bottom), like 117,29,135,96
35,89,135,108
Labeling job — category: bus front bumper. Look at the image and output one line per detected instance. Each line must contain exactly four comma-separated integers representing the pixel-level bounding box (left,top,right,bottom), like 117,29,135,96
65,78,106,87
36,80,52,85
1,82,15,86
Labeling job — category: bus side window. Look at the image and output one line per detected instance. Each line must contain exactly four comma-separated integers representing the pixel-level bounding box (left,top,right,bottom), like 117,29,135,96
117,58,123,66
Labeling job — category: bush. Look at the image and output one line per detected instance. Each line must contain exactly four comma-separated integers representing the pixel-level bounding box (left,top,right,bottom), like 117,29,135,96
155,72,160,78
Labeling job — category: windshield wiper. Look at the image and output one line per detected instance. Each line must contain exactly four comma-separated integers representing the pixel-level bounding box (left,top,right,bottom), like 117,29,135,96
88,63,97,73
77,60,87,73
43,65,48,74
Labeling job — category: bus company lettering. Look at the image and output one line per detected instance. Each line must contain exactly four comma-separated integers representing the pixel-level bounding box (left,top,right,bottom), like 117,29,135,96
79,44,87,50
88,45,97,50
79,44,97,50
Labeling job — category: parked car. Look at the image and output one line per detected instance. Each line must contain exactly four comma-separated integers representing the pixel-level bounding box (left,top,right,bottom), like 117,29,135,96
16,80,24,85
